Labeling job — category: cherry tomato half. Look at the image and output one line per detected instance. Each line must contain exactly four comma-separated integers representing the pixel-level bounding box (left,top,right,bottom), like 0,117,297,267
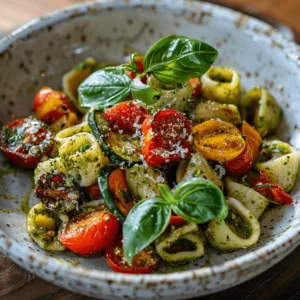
59,208,119,255
142,109,193,167
169,216,186,226
0,117,54,168
253,171,292,205
105,238,157,274
103,101,149,135
85,183,102,200
34,87,79,128
223,142,253,176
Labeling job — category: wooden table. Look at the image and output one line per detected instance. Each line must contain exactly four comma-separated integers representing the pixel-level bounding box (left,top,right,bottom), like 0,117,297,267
1,1,300,299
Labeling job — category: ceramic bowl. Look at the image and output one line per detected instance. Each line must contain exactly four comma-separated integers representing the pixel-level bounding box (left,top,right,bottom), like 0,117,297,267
0,1,300,299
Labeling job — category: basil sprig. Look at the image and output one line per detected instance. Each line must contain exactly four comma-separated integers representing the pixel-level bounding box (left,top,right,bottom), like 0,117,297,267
78,35,218,108
123,177,227,265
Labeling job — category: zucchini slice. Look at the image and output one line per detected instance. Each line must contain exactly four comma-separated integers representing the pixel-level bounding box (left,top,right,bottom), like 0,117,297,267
225,177,268,218
189,101,241,126
177,152,224,190
155,223,204,263
201,66,241,106
147,75,194,112
63,58,98,113
125,165,166,201
98,167,125,222
256,140,299,192
247,87,282,137
206,197,260,251
88,109,142,163
27,203,66,251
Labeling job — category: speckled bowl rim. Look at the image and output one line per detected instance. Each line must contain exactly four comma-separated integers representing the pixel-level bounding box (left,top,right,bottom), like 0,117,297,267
0,0,300,286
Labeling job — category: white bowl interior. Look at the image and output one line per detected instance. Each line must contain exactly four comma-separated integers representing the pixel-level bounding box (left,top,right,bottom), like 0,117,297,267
0,0,300,276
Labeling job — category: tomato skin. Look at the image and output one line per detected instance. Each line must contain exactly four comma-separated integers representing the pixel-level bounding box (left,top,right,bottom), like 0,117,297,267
126,58,147,84
105,239,157,274
189,78,201,97
142,109,193,168
169,216,186,226
224,142,253,176
85,183,101,199
103,101,149,135
34,87,78,127
0,117,54,168
59,209,119,255
253,171,293,205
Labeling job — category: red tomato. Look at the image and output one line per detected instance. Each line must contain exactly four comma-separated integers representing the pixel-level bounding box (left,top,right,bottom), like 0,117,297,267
85,183,101,200
34,87,78,126
59,208,119,255
103,101,149,135
253,171,293,205
0,117,54,168
189,78,201,97
169,216,186,226
126,57,147,84
142,109,193,167
223,142,253,176
105,238,157,274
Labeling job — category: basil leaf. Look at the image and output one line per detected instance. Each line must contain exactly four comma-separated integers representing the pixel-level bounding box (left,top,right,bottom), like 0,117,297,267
143,35,218,84
129,53,139,73
130,78,159,105
158,184,175,204
78,67,131,108
123,198,171,265
172,177,228,223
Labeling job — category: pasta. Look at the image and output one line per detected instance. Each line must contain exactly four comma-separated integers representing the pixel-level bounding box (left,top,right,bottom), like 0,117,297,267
201,66,241,106
206,198,260,251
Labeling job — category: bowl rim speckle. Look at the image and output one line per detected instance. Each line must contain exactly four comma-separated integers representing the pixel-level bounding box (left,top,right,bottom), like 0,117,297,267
0,0,300,286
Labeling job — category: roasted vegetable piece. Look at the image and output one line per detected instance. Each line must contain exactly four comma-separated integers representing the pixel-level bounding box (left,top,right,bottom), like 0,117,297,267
223,142,253,176
125,55,147,83
201,66,241,106
155,222,204,263
27,203,66,251
85,183,102,200
192,120,245,162
253,171,293,205
256,140,299,192
103,101,149,135
106,237,158,274
59,207,119,255
142,109,193,167
189,101,241,126
34,87,79,131
0,117,54,168
108,168,133,216
63,57,98,113
206,197,260,251
125,165,166,200
35,172,87,213
89,109,142,163
240,120,262,161
189,77,201,97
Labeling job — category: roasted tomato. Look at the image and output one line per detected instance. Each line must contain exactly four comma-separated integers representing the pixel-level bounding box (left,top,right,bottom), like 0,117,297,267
253,171,292,205
0,117,54,168
59,208,119,255
142,109,193,167
85,183,101,200
108,168,133,216
103,101,149,135
34,87,79,130
189,77,201,97
169,216,186,226
125,55,147,83
35,172,87,213
223,142,253,176
106,238,157,274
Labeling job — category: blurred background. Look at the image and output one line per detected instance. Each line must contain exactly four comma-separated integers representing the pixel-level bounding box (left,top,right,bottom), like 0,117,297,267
0,0,299,42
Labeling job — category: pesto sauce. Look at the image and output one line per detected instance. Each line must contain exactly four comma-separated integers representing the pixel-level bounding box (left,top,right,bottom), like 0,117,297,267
20,187,32,215
226,208,252,239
